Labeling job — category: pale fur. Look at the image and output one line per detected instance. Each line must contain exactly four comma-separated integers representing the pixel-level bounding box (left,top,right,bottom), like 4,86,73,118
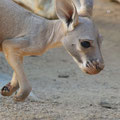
13,0,57,19
13,0,93,19
0,0,104,101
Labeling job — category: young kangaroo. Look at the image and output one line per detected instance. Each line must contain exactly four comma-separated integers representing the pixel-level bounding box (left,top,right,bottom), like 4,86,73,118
0,0,104,101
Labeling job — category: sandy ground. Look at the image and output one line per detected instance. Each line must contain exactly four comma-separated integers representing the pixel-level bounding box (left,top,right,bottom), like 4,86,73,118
0,0,120,120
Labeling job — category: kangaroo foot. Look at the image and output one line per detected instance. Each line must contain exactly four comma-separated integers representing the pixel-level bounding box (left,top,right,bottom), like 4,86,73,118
14,86,32,102
1,82,19,96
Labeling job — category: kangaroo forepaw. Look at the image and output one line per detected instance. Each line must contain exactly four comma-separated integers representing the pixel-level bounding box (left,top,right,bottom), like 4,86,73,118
14,87,32,102
1,82,18,96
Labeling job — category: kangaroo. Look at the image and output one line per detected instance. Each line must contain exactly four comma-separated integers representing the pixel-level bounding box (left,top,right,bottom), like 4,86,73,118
13,0,93,19
13,0,57,19
0,0,104,101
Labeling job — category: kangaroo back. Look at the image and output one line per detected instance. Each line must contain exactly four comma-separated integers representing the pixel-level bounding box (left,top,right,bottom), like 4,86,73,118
0,0,33,40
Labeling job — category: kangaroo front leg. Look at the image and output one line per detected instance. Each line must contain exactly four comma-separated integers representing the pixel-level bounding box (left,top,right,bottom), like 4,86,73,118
1,72,19,96
1,40,32,101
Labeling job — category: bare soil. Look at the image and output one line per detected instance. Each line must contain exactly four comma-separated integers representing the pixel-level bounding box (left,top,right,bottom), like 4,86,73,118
0,0,120,120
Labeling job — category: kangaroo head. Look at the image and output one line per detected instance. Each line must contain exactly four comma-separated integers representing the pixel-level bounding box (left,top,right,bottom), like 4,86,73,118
56,0,104,75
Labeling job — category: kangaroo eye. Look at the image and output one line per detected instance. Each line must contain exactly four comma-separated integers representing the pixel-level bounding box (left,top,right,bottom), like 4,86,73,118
81,41,91,48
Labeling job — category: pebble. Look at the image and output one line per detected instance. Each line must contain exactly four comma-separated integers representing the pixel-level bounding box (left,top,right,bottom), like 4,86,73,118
99,101,117,109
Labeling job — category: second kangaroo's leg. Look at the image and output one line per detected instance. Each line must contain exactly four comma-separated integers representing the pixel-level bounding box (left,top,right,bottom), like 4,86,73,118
1,72,19,96
1,38,32,101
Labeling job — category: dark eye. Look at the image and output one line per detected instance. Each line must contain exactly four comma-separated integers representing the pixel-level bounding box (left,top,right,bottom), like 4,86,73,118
81,41,91,48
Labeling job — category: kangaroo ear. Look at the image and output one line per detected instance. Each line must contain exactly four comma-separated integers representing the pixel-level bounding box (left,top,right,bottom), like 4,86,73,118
55,0,79,31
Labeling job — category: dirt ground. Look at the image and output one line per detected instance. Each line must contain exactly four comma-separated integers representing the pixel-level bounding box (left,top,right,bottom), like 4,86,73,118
0,0,120,120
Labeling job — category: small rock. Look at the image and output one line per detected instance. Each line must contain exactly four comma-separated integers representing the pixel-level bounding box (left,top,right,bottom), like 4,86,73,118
89,104,93,106
99,101,117,109
58,74,69,78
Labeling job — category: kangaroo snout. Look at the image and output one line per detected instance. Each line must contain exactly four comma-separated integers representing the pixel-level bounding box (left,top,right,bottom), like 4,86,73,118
82,59,104,75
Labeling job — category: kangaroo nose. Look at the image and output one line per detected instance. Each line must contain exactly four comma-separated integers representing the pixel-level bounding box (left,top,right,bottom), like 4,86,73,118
83,59,104,75
95,63,104,71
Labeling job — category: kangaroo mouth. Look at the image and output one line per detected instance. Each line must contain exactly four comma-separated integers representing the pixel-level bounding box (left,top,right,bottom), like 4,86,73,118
82,67,102,75
81,62,104,75
71,55,104,75
77,60,104,75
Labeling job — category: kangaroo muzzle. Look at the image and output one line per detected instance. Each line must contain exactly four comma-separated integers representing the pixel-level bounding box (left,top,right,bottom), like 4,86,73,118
82,59,104,75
